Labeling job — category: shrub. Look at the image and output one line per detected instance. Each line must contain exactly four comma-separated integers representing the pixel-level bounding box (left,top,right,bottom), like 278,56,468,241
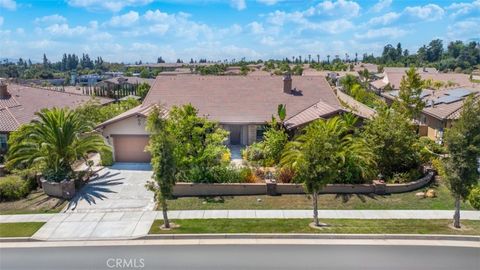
241,168,260,183
417,137,447,164
100,150,114,166
431,158,446,178
388,169,421,184
0,176,29,201
277,167,295,183
468,186,480,210
202,166,242,183
243,142,265,163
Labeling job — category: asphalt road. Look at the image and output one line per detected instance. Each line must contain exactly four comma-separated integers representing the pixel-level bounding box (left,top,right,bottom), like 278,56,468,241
1,244,479,270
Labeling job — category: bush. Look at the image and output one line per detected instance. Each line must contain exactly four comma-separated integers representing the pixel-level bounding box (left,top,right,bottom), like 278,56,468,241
100,150,114,166
431,158,446,178
468,186,480,210
388,169,421,184
417,137,446,164
243,142,265,163
0,176,29,201
277,167,295,183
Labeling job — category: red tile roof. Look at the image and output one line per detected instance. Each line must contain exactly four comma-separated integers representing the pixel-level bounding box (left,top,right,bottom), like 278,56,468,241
0,83,112,132
142,75,342,125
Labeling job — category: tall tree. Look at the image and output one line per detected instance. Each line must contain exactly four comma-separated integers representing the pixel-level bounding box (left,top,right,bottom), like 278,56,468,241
396,67,425,118
146,107,176,229
443,97,480,228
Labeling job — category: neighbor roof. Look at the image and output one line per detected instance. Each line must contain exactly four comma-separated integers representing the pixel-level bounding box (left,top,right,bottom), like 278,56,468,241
141,75,342,125
100,76,155,86
0,84,112,132
383,72,477,90
382,88,480,121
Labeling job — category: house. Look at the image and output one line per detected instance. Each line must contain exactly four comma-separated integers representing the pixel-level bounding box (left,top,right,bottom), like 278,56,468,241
97,75,346,162
370,68,477,92
97,76,155,88
0,81,112,153
382,88,480,143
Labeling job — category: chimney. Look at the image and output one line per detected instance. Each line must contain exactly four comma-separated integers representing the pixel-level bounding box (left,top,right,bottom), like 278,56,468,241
0,81,9,99
283,73,292,94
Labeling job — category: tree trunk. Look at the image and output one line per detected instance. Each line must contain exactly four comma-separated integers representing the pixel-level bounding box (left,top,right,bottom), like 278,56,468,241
161,197,170,229
312,191,319,227
453,196,461,228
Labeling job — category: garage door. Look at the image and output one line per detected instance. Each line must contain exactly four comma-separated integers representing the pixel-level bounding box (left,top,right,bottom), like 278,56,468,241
113,135,151,163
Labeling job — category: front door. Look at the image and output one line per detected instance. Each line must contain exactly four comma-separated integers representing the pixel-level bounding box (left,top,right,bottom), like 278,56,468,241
229,125,242,145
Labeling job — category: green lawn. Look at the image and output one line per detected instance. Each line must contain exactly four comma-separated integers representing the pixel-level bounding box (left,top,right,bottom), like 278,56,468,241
150,219,480,235
0,222,45,237
0,190,67,215
167,180,473,210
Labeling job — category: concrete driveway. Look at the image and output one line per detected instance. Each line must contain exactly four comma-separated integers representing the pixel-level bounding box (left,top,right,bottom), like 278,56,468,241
66,163,155,213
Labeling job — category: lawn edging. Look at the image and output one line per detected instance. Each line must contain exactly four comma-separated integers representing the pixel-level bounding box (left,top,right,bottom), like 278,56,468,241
144,233,480,242
0,237,40,242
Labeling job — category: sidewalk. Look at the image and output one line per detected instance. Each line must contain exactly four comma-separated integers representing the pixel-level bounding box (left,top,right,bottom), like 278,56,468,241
1,210,479,241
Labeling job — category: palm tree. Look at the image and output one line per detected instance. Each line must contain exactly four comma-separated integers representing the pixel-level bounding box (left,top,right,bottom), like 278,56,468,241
7,108,110,182
281,117,375,227
317,54,320,63
327,55,330,64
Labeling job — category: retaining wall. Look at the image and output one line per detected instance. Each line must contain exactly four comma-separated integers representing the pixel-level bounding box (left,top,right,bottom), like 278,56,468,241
172,171,435,197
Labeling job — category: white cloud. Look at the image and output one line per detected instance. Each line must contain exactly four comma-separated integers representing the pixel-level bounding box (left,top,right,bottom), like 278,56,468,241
248,21,264,34
44,23,88,36
231,0,246,11
355,27,408,40
367,12,400,25
260,36,276,46
371,0,392,13
447,0,480,17
315,0,361,18
0,0,16,10
34,14,67,24
67,0,152,12
404,4,444,21
257,0,280,5
447,18,480,40
314,19,354,34
108,11,139,27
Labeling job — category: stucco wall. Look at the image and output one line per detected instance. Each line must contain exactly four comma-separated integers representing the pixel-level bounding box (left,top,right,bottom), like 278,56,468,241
101,116,148,139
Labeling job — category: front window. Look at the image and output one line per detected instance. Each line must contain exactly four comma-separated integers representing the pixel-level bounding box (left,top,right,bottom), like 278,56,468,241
256,125,266,141
0,134,7,151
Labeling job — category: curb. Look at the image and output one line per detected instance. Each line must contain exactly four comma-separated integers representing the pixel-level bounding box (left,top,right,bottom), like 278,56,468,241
0,237,40,243
143,233,480,242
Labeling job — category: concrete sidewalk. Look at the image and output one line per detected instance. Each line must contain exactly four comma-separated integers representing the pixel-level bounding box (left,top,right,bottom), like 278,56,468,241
1,210,479,241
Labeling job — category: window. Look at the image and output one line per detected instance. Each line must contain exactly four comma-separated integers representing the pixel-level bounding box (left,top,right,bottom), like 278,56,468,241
0,134,7,151
256,125,266,141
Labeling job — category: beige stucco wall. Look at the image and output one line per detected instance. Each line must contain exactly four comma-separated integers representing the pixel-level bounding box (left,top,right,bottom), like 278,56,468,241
100,116,149,153
423,114,445,141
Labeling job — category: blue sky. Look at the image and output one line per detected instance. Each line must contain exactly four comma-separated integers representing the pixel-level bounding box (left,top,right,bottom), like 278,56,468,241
0,0,479,63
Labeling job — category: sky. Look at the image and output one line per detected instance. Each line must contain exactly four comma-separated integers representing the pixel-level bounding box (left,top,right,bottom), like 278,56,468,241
0,0,479,63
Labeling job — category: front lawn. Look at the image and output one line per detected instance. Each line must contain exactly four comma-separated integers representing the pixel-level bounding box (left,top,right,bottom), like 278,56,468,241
167,180,473,210
0,190,67,215
0,222,45,237
149,219,480,235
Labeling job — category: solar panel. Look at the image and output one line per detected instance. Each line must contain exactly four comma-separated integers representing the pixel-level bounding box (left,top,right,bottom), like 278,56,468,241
446,88,472,97
420,91,430,99
435,95,462,104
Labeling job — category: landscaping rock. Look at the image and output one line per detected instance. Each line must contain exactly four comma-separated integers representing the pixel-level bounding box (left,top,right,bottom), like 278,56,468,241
257,198,262,202
425,189,437,198
415,192,425,198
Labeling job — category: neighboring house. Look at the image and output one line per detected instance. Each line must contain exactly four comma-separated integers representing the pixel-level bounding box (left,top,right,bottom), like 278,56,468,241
0,81,112,153
77,74,102,86
382,88,480,143
97,75,346,163
370,68,477,92
96,76,155,89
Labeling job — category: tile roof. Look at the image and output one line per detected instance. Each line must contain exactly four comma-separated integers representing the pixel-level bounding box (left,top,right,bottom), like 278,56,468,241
143,75,342,125
384,72,478,90
101,76,155,86
335,90,376,119
97,104,155,127
382,88,480,121
284,101,342,129
0,83,112,132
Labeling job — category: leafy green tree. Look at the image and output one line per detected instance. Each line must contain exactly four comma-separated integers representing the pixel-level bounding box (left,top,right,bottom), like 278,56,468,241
442,97,480,228
146,107,176,229
74,97,140,125
136,82,151,100
277,104,286,123
395,67,425,118
140,68,150,78
167,104,229,182
362,106,420,178
7,108,110,182
281,117,375,226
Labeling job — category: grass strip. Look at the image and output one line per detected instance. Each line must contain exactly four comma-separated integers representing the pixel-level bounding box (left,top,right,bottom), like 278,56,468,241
0,222,45,237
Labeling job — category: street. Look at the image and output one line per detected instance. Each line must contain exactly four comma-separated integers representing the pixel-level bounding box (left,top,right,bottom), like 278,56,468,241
1,242,479,270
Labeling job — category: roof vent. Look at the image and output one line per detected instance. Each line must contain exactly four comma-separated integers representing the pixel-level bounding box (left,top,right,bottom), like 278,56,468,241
283,73,292,94
0,81,10,99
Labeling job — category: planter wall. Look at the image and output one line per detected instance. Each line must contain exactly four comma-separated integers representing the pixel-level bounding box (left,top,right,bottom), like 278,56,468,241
172,171,435,197
40,178,76,199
